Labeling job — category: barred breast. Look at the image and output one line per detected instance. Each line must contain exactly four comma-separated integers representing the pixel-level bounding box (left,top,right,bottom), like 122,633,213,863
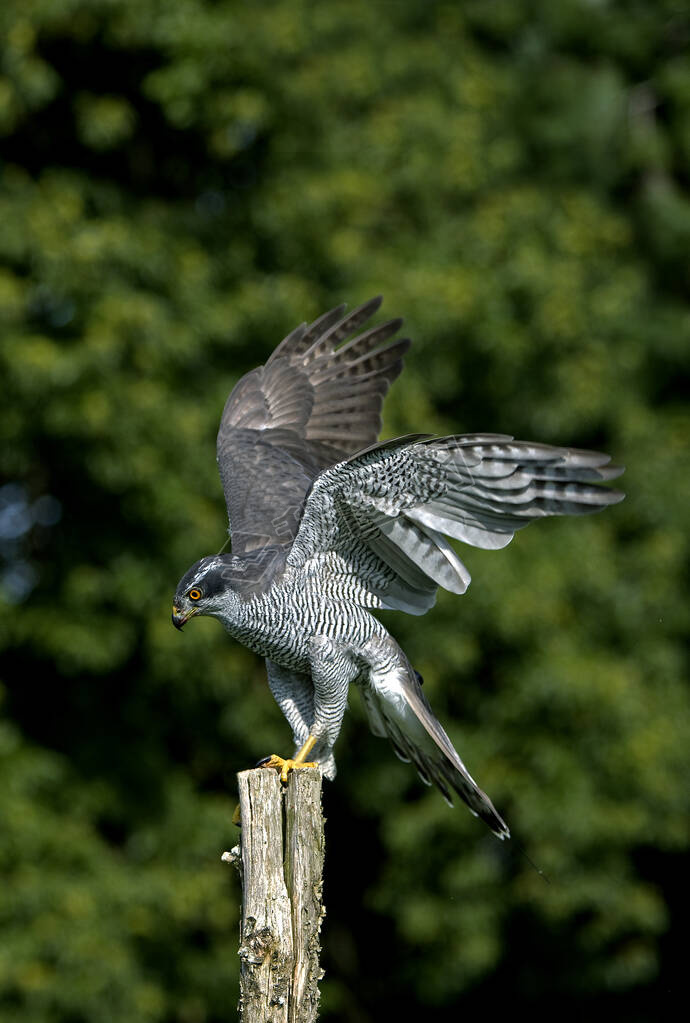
223,565,384,672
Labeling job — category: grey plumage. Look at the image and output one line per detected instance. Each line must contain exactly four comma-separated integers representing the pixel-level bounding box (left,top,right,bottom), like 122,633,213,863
173,298,624,839
215,296,409,554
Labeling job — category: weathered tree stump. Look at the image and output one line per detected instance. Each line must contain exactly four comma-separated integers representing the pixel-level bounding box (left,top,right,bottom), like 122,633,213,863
224,767,325,1023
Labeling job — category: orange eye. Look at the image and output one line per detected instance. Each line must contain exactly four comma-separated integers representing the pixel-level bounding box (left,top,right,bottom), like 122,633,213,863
188,588,202,601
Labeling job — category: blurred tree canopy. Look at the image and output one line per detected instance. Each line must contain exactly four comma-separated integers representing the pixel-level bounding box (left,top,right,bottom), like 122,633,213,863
1,1,689,1020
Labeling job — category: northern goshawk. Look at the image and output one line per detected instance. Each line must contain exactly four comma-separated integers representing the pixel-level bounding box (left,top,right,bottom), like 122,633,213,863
172,298,624,838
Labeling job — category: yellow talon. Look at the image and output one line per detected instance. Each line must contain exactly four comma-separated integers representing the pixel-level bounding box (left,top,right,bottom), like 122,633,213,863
256,734,319,783
257,754,318,783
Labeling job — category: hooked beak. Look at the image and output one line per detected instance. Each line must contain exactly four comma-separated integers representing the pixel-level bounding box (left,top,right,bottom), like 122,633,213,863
172,606,196,631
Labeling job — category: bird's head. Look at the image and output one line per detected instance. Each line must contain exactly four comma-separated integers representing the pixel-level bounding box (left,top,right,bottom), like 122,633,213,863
171,555,236,630
172,546,287,630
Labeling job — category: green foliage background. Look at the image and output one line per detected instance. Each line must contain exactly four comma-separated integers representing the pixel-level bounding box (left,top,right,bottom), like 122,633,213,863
1,1,688,1020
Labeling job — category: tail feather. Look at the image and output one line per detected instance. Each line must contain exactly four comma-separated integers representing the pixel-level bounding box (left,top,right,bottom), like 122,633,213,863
361,653,510,840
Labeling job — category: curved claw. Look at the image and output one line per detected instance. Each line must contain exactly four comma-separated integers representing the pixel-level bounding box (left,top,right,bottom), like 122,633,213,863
257,754,318,783
255,736,319,783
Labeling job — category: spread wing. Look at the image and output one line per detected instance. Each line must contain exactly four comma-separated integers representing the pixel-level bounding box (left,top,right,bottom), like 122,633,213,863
287,435,625,615
216,297,410,554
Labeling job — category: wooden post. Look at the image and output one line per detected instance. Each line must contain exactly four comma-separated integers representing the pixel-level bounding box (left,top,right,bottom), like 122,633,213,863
224,767,325,1023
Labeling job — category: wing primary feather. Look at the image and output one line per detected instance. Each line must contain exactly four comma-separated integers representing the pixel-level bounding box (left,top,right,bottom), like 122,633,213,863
300,296,384,361
323,318,404,362
308,344,410,388
267,305,346,362
267,322,307,360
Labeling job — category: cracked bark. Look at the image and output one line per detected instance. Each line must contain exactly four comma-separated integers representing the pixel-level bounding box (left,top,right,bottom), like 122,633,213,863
229,767,325,1023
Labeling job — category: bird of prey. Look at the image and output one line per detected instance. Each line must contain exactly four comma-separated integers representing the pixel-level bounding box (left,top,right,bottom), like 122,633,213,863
172,298,624,839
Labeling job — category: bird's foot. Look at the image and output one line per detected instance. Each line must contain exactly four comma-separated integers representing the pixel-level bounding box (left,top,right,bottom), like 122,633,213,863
256,754,318,784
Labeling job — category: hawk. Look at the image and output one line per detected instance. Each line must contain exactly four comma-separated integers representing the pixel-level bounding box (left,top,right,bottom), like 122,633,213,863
172,298,624,838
